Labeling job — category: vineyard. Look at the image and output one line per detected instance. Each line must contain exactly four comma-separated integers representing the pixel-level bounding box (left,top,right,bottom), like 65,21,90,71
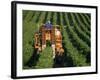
23,10,91,69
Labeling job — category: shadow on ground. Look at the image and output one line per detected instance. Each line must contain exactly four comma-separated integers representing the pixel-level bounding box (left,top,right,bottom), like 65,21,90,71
53,46,74,68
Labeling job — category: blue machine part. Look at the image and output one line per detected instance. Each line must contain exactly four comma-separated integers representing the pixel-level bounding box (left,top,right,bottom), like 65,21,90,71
45,21,52,29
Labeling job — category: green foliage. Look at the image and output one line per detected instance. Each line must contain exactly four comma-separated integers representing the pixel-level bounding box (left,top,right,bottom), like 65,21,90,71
52,12,57,25
83,14,91,25
46,12,51,21
62,26,87,66
23,44,33,66
35,47,53,68
70,13,90,46
23,10,91,69
74,13,90,37
79,13,90,29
